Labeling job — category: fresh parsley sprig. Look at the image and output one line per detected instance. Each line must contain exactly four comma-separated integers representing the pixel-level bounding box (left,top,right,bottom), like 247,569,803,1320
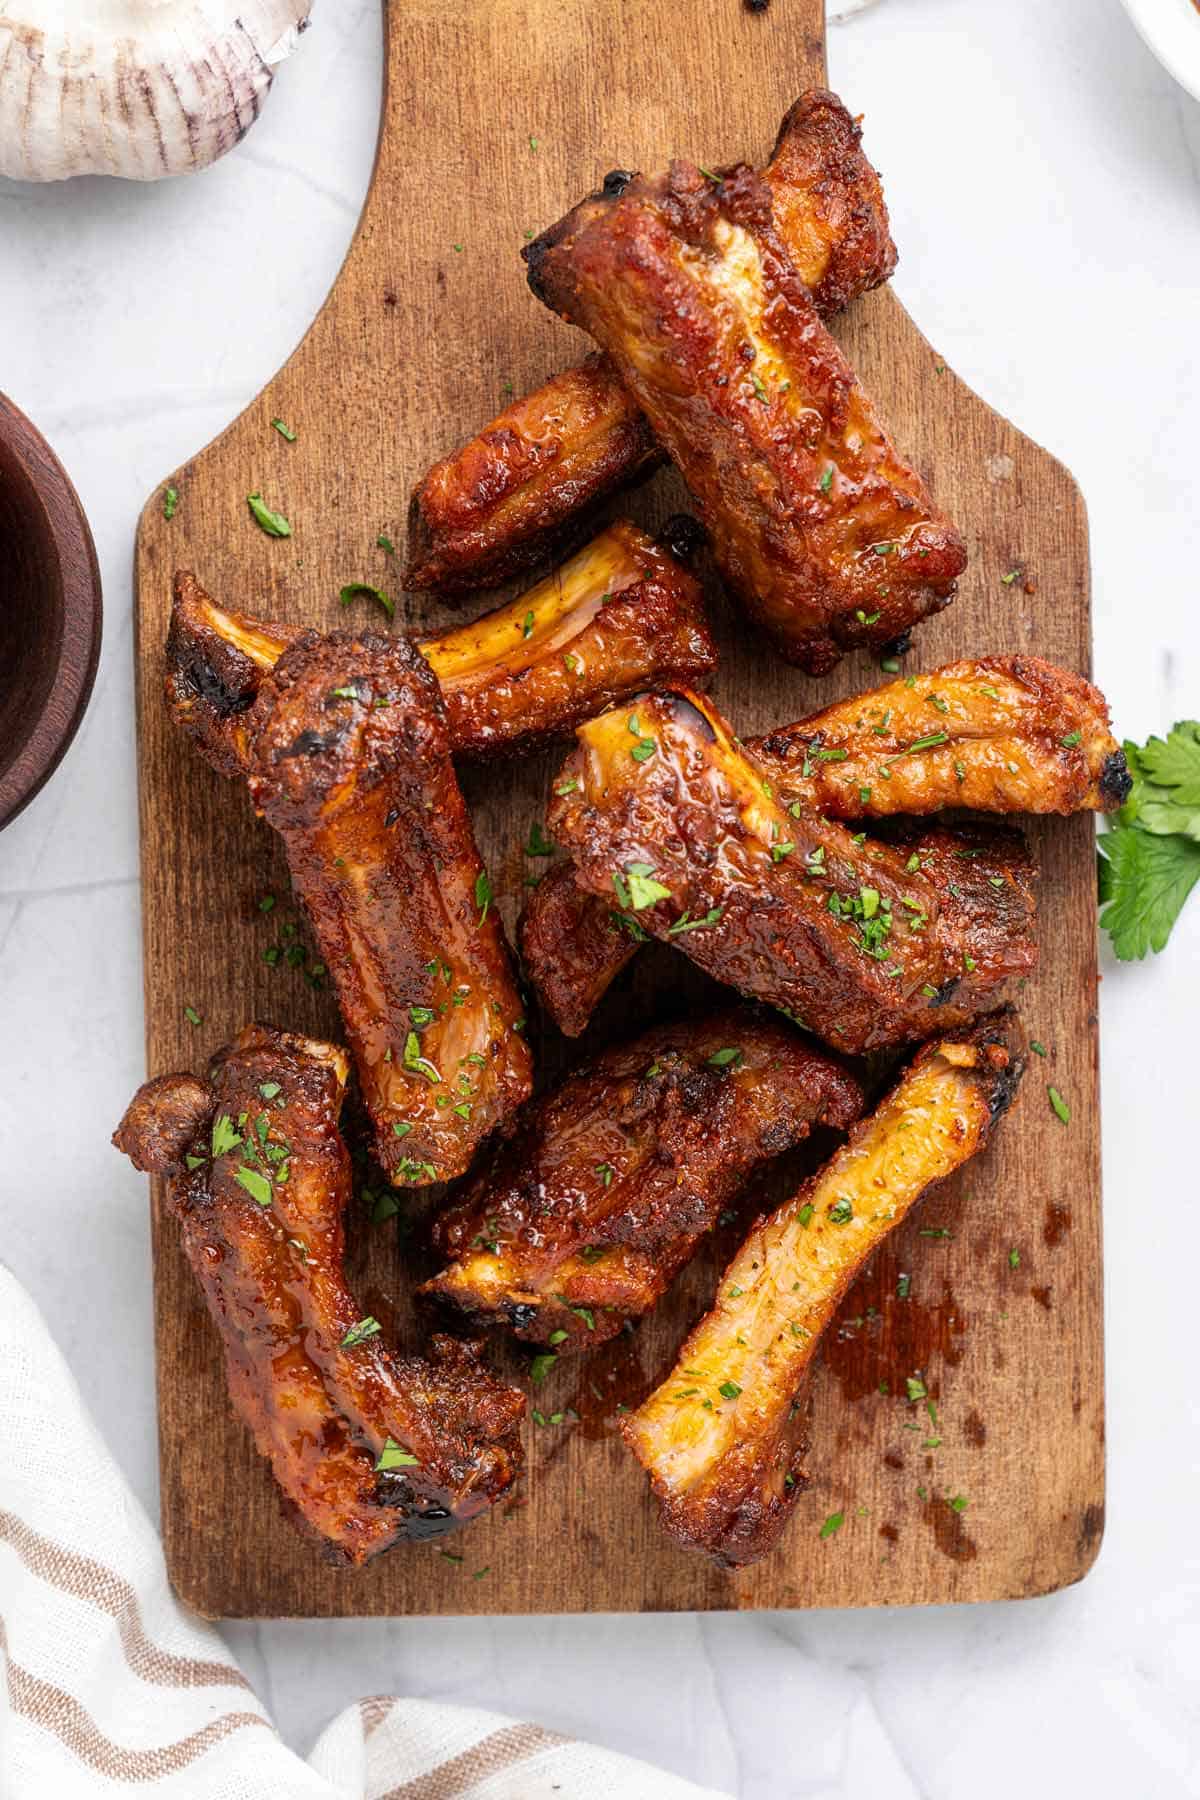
1098,722,1200,959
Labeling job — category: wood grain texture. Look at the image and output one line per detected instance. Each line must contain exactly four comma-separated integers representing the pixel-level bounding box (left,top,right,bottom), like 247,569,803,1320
133,0,1104,1618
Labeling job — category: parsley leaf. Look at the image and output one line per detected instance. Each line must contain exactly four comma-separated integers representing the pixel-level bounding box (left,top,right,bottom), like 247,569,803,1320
624,863,671,911
247,492,291,537
339,581,394,620
1099,818,1200,960
1098,723,1200,959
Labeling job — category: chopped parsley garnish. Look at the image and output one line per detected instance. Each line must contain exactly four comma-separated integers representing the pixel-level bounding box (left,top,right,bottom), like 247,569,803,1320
184,1005,202,1026
630,738,656,763
247,492,291,537
271,418,297,442
819,465,833,493
907,732,949,753
474,869,493,924
828,1197,853,1224
594,1162,615,1187
339,581,394,619
211,1114,242,1158
1030,1040,1047,1057
524,820,556,857
342,1316,382,1347
906,1376,927,1401
1008,1247,1020,1270
718,1380,742,1401
402,1032,441,1085
375,1438,420,1471
235,1166,273,1208
554,776,580,797
797,1203,814,1227
377,532,395,554
819,1511,844,1540
707,1047,743,1070
1061,729,1082,748
163,485,179,520
530,1353,557,1384
667,906,723,935
1048,1085,1071,1125
621,863,671,911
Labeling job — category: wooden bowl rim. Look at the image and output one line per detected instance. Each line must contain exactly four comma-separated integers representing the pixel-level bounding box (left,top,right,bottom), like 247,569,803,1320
0,392,103,832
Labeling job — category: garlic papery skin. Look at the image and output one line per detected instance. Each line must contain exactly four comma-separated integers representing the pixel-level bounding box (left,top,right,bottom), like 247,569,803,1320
0,0,313,181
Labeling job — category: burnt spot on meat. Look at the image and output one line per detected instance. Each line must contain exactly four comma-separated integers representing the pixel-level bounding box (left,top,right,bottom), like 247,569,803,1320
280,726,346,760
657,513,708,566
880,630,912,660
1098,749,1133,808
601,168,636,198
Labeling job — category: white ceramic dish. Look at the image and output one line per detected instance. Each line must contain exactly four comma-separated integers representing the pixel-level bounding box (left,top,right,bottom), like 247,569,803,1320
1119,0,1200,102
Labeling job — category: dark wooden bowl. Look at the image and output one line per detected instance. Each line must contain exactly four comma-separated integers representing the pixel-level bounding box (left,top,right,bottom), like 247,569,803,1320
0,394,102,830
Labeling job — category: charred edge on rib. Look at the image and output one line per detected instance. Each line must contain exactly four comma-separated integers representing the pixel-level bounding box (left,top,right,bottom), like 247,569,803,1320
665,693,718,743
281,727,346,759
1098,749,1133,808
601,168,635,197
656,513,708,567
880,630,913,659
178,650,257,717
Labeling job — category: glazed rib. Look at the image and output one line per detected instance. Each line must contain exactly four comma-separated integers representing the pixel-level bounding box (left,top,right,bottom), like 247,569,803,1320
754,656,1133,817
546,690,1037,1055
166,524,716,773
526,158,963,673
113,1026,525,1564
422,1006,864,1348
242,630,531,1185
421,520,716,755
623,1010,1025,1568
522,656,1124,1037
404,89,896,594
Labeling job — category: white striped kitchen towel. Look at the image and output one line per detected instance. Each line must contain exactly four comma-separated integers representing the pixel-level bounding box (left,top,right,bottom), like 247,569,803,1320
0,1265,729,1799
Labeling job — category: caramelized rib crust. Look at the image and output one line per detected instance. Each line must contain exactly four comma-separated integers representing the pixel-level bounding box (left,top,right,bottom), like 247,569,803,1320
522,656,1118,1037
113,1027,525,1564
546,690,1037,1055
422,1006,865,1348
518,856,640,1038
166,536,715,775
527,159,963,673
243,632,532,1185
756,656,1132,816
405,354,661,593
623,1010,1025,1568
166,571,296,779
406,89,896,595
423,521,717,756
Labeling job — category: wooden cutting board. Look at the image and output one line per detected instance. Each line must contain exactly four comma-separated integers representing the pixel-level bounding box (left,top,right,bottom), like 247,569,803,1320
133,0,1103,1619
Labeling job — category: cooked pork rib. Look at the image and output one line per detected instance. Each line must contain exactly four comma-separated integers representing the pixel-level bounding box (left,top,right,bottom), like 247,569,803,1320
113,1026,525,1563
755,656,1132,817
546,690,1037,1055
166,522,715,774
523,657,1125,1037
422,1006,864,1348
422,520,716,756
240,630,532,1185
623,1009,1025,1568
525,158,963,673
404,90,896,594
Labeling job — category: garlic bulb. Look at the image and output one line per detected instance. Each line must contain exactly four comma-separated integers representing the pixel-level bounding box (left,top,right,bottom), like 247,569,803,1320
0,0,313,181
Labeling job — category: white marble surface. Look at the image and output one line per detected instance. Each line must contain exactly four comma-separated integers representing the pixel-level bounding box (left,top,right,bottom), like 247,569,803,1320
3,1,1199,1794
